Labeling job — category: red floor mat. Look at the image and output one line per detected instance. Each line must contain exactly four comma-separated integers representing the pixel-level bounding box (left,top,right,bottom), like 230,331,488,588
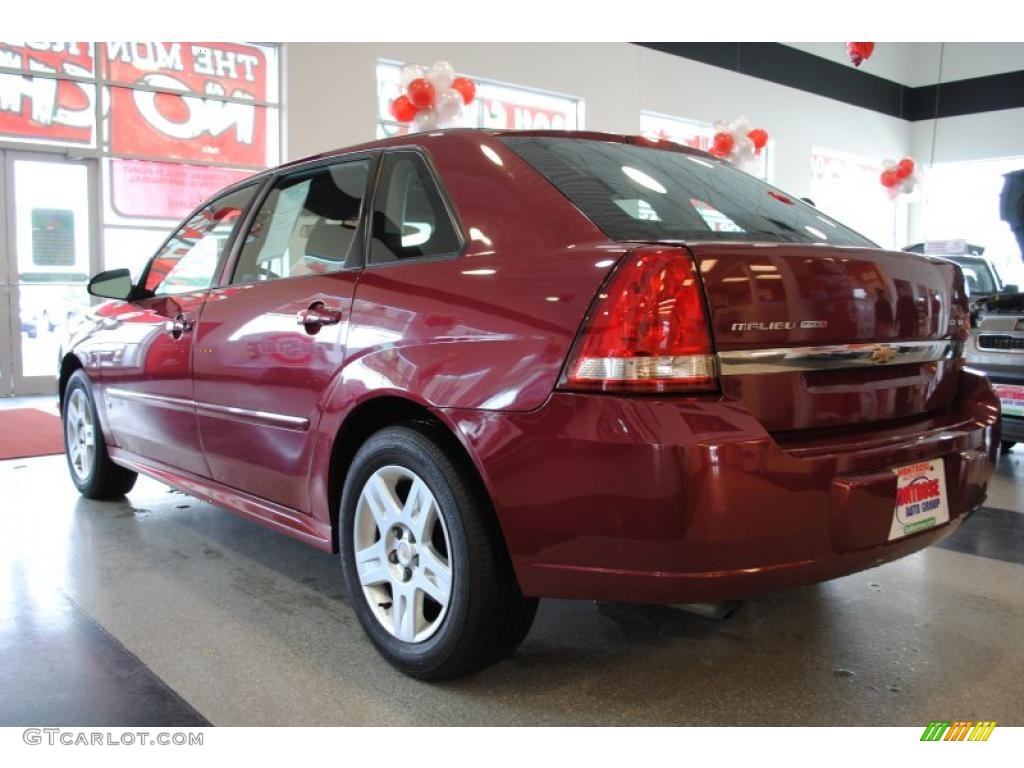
0,408,65,460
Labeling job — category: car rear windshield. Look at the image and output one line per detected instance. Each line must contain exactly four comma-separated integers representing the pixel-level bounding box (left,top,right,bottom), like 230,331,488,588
500,136,877,247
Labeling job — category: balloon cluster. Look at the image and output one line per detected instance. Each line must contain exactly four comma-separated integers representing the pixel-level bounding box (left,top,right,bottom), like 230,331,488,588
880,157,919,199
708,117,769,167
846,42,875,67
388,61,477,133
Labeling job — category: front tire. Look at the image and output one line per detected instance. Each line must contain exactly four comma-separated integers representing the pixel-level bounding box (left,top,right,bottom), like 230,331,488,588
63,370,138,499
339,423,537,680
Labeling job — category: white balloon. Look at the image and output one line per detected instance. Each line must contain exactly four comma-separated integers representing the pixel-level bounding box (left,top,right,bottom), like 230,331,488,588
428,60,455,91
713,120,729,133
435,88,463,121
900,179,916,194
413,108,440,132
731,116,751,135
734,136,756,160
882,158,898,170
400,63,426,90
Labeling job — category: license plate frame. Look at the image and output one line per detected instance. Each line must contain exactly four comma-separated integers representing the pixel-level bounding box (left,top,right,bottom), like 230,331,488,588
993,383,1024,418
889,459,950,541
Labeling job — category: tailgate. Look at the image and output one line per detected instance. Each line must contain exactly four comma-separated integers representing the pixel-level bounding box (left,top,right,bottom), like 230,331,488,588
689,242,964,433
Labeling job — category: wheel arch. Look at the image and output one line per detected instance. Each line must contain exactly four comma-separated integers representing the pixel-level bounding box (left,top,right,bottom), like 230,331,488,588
58,352,86,413
324,395,513,576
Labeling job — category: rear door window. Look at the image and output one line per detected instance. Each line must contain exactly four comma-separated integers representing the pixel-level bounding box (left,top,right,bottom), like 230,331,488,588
501,136,876,247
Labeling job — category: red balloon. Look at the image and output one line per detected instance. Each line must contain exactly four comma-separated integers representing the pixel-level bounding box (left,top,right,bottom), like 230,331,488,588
747,128,769,151
896,157,915,179
880,169,899,188
389,95,418,123
406,78,436,109
712,132,735,156
846,42,875,67
451,77,477,105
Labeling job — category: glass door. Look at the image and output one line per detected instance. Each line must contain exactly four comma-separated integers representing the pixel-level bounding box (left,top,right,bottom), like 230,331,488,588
1,150,99,395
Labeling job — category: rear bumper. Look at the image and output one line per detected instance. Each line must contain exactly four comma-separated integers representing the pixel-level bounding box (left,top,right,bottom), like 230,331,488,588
447,369,999,603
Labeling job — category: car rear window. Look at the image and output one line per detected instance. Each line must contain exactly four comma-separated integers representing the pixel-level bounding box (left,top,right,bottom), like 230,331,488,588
500,136,877,247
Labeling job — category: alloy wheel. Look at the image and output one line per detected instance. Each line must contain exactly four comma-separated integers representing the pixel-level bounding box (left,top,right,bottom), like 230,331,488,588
353,465,453,643
65,388,95,482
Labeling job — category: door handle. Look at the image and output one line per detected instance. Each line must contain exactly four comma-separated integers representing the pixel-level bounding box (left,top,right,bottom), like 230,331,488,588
296,302,343,331
165,314,193,339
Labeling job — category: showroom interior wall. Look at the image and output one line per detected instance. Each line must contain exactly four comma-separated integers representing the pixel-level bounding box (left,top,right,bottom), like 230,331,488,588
284,42,912,243
285,42,1024,253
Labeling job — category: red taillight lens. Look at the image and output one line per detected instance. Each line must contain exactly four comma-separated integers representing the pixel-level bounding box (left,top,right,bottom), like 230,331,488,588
561,246,717,392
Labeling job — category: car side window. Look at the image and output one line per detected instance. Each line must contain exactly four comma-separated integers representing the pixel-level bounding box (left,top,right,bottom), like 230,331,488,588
145,186,257,296
232,159,371,284
369,152,462,264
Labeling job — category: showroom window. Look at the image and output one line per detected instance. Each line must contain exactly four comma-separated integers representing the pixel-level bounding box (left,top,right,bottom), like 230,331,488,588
375,60,582,139
640,111,772,182
809,146,896,249
917,156,1024,287
0,41,281,279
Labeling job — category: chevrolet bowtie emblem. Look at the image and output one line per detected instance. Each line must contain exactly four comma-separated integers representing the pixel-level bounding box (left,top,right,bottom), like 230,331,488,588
872,345,898,364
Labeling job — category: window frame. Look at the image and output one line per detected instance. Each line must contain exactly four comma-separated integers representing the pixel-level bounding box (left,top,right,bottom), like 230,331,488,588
225,151,380,287
135,178,265,299
363,147,466,269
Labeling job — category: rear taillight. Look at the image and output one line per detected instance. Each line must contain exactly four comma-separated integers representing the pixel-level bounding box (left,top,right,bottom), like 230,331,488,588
560,246,717,393
949,269,970,360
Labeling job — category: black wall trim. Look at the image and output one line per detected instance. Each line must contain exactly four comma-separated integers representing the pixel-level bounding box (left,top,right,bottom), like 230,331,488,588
635,42,1024,122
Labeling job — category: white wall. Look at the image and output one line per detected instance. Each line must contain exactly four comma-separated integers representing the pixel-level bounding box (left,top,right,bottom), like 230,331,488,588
284,42,909,199
284,42,1022,251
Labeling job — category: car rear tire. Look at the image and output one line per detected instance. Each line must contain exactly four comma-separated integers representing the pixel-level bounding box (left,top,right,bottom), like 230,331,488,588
1002,441,1016,454
339,423,537,680
63,370,138,499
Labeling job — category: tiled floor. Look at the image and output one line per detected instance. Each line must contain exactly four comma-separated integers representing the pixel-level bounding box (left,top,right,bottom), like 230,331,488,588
1,417,1021,726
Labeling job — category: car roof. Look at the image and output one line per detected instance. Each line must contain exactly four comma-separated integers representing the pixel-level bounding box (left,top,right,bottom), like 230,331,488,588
286,128,714,172
219,128,719,200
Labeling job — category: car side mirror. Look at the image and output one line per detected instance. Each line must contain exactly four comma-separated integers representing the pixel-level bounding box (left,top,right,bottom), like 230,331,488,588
1002,284,1019,294
799,197,816,208
87,268,135,300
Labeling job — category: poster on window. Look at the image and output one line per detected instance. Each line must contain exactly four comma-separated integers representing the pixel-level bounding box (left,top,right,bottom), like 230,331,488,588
103,42,272,167
0,42,96,145
108,158,254,221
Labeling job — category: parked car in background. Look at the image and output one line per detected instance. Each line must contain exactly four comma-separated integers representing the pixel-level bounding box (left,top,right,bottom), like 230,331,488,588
903,242,1016,297
19,308,37,339
59,130,999,680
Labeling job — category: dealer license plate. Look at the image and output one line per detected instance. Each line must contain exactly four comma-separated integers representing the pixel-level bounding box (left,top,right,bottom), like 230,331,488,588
889,459,950,541
992,383,1024,418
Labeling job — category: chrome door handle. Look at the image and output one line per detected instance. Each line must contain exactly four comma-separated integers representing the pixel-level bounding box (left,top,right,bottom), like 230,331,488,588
165,314,193,339
296,302,343,329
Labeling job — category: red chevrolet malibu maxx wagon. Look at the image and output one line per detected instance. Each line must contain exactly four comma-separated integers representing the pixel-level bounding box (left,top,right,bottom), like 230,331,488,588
61,130,999,679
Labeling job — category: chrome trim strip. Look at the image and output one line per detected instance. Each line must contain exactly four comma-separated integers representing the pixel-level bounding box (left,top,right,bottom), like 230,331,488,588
105,387,194,414
194,401,310,431
718,340,956,375
105,387,309,431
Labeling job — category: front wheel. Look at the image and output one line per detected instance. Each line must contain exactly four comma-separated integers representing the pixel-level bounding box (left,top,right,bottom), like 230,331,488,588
63,370,138,499
339,424,537,680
